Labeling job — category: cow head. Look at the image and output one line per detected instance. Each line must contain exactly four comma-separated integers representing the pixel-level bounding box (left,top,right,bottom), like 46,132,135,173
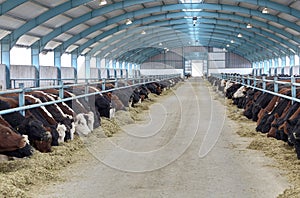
32,131,52,153
56,123,67,143
0,125,27,152
75,113,91,136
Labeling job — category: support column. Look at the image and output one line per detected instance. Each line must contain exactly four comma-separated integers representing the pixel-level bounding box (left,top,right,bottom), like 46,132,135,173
85,55,91,80
112,59,117,78
268,59,272,76
1,35,11,89
54,47,62,84
281,56,286,75
71,52,78,83
96,56,101,79
105,59,110,78
274,57,279,76
31,42,40,87
290,54,295,76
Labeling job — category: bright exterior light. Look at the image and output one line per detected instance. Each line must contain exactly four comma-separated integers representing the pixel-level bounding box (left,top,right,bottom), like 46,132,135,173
125,19,132,25
99,0,107,6
246,23,252,28
262,7,269,14
237,33,243,38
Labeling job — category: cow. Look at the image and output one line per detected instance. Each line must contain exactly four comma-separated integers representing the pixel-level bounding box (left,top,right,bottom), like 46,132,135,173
0,124,27,152
0,96,52,152
43,89,94,136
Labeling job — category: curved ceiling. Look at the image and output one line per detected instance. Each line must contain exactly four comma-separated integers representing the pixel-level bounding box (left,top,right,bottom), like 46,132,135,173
0,0,299,63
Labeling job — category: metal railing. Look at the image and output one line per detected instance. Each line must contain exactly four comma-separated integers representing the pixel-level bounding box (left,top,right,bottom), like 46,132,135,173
211,73,300,104
0,74,181,116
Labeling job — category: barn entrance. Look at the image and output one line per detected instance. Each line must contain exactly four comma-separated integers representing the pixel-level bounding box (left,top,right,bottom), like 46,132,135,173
184,52,208,77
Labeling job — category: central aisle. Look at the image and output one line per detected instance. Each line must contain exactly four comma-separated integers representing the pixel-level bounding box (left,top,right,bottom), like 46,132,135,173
34,78,289,198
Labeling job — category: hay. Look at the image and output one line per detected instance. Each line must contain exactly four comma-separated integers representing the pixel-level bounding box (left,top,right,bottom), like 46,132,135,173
0,137,85,197
100,117,121,137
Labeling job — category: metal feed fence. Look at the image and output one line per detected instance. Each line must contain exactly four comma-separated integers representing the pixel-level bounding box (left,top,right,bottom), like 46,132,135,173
0,74,180,117
211,73,300,104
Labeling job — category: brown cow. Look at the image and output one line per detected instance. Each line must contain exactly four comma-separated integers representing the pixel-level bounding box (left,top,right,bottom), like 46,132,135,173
0,124,26,152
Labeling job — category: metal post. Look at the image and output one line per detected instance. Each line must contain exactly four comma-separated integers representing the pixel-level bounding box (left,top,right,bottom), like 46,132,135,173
274,76,278,93
85,79,89,102
247,75,250,86
102,79,106,91
291,76,296,104
262,76,266,91
18,83,25,116
58,80,64,99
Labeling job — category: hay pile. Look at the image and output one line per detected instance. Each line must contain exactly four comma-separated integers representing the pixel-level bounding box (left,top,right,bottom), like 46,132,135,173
207,80,300,197
0,137,85,198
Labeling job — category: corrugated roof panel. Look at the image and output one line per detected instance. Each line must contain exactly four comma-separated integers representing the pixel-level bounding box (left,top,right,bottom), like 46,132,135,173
284,27,300,36
100,23,118,31
220,0,238,6
290,1,300,10
268,21,285,29
7,2,48,20
81,48,91,55
55,33,73,42
0,15,25,29
143,1,163,7
43,15,72,28
90,42,100,48
252,16,268,23
85,16,107,26
65,45,79,53
86,30,103,39
74,38,89,45
28,26,53,37
278,13,298,22
124,4,145,12
34,0,68,7
104,9,125,19
238,2,259,10
44,40,62,50
270,0,294,6
16,35,40,46
0,30,10,40
67,24,90,35
64,5,92,18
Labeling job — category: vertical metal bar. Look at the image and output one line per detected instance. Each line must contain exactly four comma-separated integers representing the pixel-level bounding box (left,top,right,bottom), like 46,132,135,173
102,78,106,91
85,79,89,102
262,76,266,91
274,77,278,93
59,80,64,99
291,76,296,104
247,75,250,86
115,77,118,88
18,83,25,116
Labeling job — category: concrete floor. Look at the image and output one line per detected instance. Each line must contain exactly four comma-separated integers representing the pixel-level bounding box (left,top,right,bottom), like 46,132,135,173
34,78,290,198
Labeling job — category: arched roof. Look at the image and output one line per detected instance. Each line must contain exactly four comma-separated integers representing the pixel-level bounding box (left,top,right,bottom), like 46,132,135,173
0,0,299,63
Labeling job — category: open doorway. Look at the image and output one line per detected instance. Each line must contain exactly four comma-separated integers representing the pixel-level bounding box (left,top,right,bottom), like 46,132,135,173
191,60,204,77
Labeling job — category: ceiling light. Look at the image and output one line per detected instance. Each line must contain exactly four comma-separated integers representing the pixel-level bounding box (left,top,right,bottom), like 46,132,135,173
141,30,146,35
226,44,230,47
262,7,269,14
99,0,107,6
246,23,252,28
158,42,163,46
125,19,132,25
237,33,243,38
230,40,234,43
